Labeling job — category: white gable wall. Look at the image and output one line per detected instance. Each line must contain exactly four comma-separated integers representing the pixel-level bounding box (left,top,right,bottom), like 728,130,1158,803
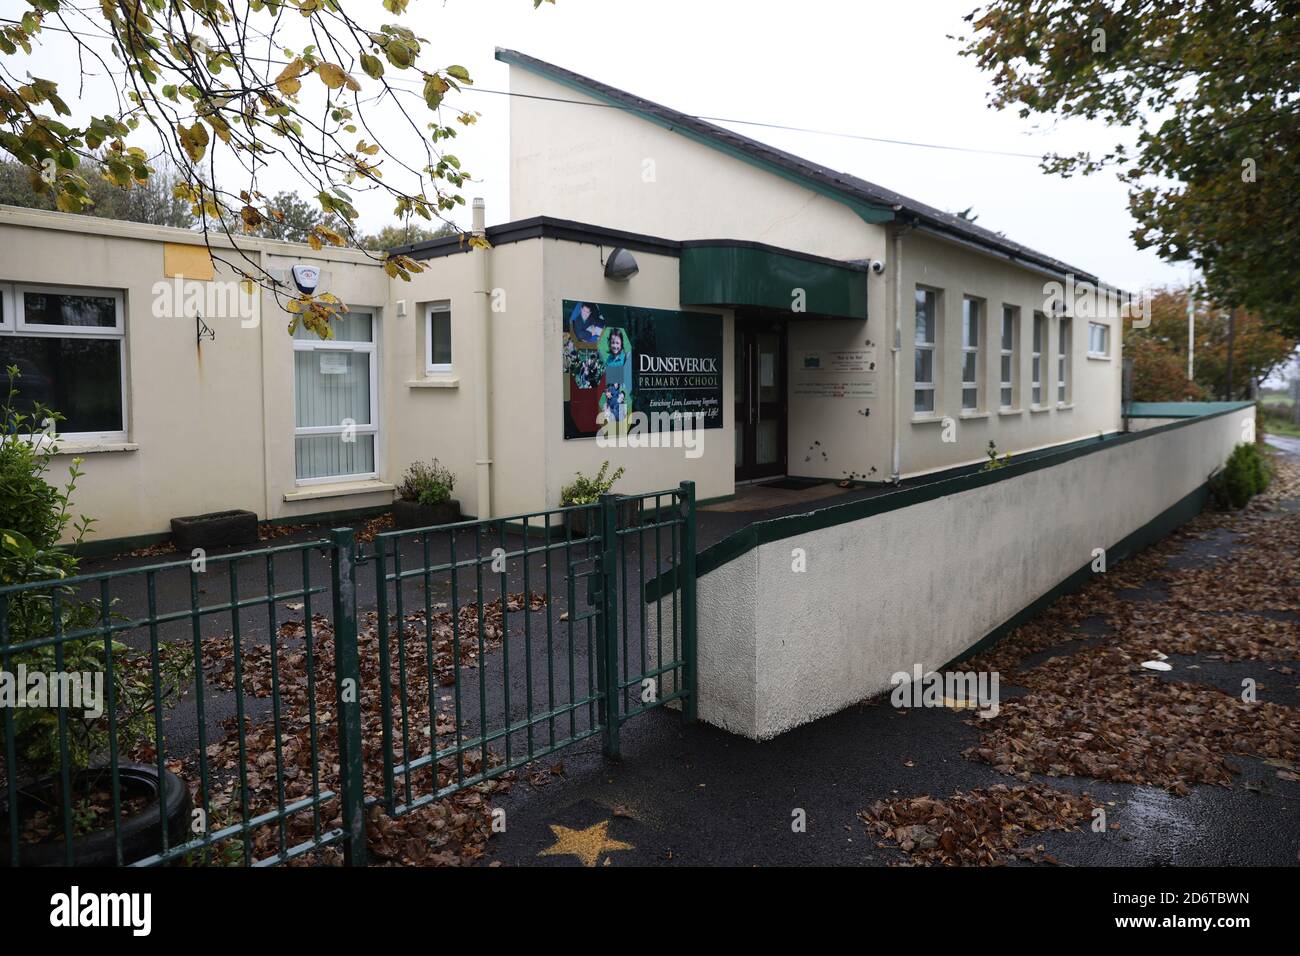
507,67,888,264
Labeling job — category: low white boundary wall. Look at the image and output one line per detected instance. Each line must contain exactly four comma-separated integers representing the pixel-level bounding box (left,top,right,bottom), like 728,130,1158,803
686,405,1254,740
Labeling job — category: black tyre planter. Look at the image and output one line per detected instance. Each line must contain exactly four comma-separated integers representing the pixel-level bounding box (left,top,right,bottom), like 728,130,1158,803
1,763,191,867
170,509,258,552
563,500,640,538
393,498,462,530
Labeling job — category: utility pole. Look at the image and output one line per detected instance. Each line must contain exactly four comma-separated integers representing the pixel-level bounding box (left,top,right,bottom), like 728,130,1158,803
1225,308,1237,400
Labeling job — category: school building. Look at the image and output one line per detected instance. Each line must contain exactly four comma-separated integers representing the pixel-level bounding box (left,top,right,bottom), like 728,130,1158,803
0,49,1125,547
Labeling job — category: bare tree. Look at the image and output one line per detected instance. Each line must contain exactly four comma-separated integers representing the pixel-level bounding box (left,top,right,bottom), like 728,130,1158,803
0,1,553,336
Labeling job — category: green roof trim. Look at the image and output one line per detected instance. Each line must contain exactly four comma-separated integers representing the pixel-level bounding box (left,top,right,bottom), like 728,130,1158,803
679,244,868,319
495,49,895,227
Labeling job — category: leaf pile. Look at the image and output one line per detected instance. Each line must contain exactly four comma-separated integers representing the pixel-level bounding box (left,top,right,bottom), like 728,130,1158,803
171,590,548,866
860,784,1093,866
966,644,1300,795
964,454,1300,795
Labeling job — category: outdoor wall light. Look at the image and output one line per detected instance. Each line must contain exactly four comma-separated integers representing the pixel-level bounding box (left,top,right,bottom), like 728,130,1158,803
604,247,639,281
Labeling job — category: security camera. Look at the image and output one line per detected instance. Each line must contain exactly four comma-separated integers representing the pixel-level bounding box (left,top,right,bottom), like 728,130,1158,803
869,259,886,275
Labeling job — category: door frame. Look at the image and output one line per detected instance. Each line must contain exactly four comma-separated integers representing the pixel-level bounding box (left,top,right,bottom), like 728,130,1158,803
734,317,788,482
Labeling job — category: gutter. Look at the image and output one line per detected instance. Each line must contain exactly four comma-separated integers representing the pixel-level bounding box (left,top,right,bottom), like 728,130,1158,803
889,223,899,486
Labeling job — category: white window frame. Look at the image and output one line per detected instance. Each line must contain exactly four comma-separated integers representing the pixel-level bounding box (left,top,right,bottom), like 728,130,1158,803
961,297,982,412
1057,316,1071,404
1031,311,1045,407
425,300,452,374
1088,321,1111,358
293,311,379,485
1000,305,1018,410
0,283,128,443
913,287,938,414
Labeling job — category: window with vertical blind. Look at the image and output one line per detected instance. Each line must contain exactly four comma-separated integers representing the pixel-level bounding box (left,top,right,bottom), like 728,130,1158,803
0,284,126,441
293,311,378,482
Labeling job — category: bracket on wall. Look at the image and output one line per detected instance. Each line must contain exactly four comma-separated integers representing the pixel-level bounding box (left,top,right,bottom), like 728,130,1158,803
196,314,215,346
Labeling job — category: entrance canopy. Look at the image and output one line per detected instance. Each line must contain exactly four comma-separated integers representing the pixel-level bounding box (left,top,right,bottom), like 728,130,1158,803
679,243,869,320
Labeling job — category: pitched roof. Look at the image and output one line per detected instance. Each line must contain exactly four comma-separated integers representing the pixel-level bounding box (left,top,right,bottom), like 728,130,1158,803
496,48,1098,283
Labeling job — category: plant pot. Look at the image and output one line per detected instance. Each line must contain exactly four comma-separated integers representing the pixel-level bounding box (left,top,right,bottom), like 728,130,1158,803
170,509,258,552
393,498,462,530
567,374,606,435
563,499,640,538
0,763,192,867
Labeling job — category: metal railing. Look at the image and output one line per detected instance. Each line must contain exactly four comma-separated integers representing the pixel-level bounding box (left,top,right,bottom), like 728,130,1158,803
0,482,697,867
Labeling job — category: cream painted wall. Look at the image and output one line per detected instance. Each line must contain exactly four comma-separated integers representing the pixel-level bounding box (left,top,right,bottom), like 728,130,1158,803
689,407,1253,740
896,230,1123,476
508,68,888,263
539,239,734,508
785,318,890,482
391,245,504,520
0,207,392,543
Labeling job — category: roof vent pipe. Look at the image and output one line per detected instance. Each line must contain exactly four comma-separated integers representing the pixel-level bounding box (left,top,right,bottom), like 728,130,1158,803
472,197,486,236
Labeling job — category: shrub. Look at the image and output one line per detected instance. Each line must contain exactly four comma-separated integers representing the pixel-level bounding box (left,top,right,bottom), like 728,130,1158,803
397,459,456,507
1210,442,1271,509
0,367,191,805
560,460,625,505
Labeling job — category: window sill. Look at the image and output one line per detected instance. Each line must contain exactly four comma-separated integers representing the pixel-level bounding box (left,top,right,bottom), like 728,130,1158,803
1029,405,1051,414
1086,353,1112,361
997,408,1023,417
911,414,944,425
958,411,990,421
1056,402,1075,410
51,440,139,455
283,479,395,503
407,377,460,389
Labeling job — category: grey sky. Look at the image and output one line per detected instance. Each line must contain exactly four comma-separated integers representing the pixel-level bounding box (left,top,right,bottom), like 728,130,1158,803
430,0,1191,294
0,0,1195,294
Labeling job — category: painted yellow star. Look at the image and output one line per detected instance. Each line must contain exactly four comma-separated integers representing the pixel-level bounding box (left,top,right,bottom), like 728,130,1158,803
537,820,633,867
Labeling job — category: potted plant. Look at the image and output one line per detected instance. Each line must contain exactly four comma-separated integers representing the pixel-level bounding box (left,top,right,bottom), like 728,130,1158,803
559,461,637,537
0,367,192,865
393,459,461,529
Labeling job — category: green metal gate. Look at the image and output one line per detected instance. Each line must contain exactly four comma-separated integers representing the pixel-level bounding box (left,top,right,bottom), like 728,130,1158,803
0,483,697,867
361,482,698,819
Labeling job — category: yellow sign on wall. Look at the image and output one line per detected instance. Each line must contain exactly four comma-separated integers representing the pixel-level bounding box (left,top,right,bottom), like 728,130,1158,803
163,242,215,281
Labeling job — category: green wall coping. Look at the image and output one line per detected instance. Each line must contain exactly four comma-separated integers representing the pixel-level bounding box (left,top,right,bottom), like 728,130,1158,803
1126,400,1255,419
640,402,1251,602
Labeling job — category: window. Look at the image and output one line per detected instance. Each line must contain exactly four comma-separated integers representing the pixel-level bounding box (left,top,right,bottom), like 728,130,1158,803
1031,311,1045,406
1000,305,1018,409
1088,321,1111,357
961,297,982,411
426,301,452,373
293,311,378,483
0,284,126,440
1057,317,1071,404
913,287,937,413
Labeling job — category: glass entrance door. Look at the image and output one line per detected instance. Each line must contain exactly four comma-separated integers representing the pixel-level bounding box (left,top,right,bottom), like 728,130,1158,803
734,323,786,482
